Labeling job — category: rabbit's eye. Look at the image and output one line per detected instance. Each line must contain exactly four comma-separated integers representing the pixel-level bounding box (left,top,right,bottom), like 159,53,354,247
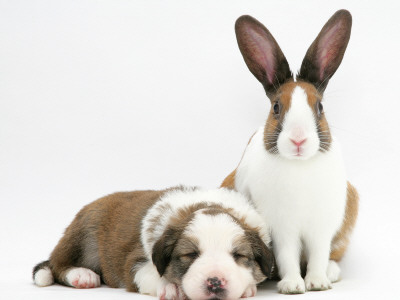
273,102,280,115
317,102,323,116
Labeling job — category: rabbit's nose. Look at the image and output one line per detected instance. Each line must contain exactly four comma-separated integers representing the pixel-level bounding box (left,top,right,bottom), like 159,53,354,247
290,138,307,147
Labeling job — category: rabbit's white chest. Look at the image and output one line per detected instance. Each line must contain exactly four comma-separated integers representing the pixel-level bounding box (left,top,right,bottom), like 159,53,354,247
235,128,347,237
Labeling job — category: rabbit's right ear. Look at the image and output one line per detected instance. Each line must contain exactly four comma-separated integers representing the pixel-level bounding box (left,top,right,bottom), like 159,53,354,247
235,15,293,99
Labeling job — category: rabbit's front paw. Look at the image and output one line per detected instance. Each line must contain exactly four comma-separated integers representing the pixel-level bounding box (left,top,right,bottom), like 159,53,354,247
305,272,332,291
278,276,305,294
327,260,341,283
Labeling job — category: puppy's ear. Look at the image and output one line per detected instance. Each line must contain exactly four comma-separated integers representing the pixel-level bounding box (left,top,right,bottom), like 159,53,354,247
152,226,181,276
248,231,275,278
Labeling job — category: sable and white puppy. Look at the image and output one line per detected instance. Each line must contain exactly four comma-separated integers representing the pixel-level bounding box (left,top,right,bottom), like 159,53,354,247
221,11,359,294
33,187,274,299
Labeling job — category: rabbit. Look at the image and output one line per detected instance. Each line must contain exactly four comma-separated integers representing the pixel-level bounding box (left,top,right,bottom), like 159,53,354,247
221,10,359,294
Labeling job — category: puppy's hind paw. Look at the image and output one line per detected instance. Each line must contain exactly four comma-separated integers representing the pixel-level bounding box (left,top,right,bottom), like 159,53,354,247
65,267,101,289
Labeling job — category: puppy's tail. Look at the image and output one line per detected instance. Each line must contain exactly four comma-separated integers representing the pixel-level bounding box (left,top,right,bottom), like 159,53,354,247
33,260,54,287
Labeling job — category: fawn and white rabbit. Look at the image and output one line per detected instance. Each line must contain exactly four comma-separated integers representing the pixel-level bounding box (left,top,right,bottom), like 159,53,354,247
221,10,359,294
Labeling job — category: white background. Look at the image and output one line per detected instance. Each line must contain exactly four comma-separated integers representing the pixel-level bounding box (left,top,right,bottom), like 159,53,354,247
1,0,400,299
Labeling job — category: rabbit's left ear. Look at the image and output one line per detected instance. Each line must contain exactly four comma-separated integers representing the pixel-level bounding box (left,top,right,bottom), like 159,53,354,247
297,10,352,93
235,15,293,99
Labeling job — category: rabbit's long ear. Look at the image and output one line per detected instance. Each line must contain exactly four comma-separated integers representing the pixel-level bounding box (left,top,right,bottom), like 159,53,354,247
235,15,293,99
297,10,352,93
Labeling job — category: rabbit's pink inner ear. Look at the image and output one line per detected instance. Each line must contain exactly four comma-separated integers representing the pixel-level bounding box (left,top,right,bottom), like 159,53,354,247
245,27,276,84
236,19,279,86
236,15,292,96
297,10,351,93
317,21,345,81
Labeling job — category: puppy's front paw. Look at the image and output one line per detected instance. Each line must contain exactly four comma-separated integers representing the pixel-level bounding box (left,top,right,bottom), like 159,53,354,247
65,267,101,289
305,273,332,291
158,282,184,300
241,283,257,298
278,276,305,294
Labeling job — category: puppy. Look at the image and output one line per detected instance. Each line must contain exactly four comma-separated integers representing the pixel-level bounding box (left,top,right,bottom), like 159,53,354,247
33,187,274,299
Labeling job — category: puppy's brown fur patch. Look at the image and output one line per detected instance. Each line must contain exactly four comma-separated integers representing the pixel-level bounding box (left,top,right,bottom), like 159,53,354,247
49,189,167,290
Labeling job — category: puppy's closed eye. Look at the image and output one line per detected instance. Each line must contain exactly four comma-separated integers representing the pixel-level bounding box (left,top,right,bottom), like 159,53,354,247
180,252,199,260
233,252,251,261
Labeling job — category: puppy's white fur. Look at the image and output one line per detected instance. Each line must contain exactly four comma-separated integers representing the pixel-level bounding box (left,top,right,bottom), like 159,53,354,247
236,87,347,294
33,267,54,287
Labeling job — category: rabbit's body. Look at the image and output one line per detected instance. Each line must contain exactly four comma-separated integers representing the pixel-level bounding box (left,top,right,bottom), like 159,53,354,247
222,10,358,294
236,127,347,238
235,127,347,292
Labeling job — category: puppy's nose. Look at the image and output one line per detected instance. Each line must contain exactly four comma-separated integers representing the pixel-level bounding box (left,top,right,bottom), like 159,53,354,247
290,138,307,147
207,277,226,293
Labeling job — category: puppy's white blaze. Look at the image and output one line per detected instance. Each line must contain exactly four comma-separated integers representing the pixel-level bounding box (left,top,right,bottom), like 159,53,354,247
34,267,54,287
188,213,244,252
181,213,254,300
277,86,320,159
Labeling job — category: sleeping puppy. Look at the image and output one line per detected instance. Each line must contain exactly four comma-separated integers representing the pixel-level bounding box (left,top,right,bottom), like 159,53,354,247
33,187,274,299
